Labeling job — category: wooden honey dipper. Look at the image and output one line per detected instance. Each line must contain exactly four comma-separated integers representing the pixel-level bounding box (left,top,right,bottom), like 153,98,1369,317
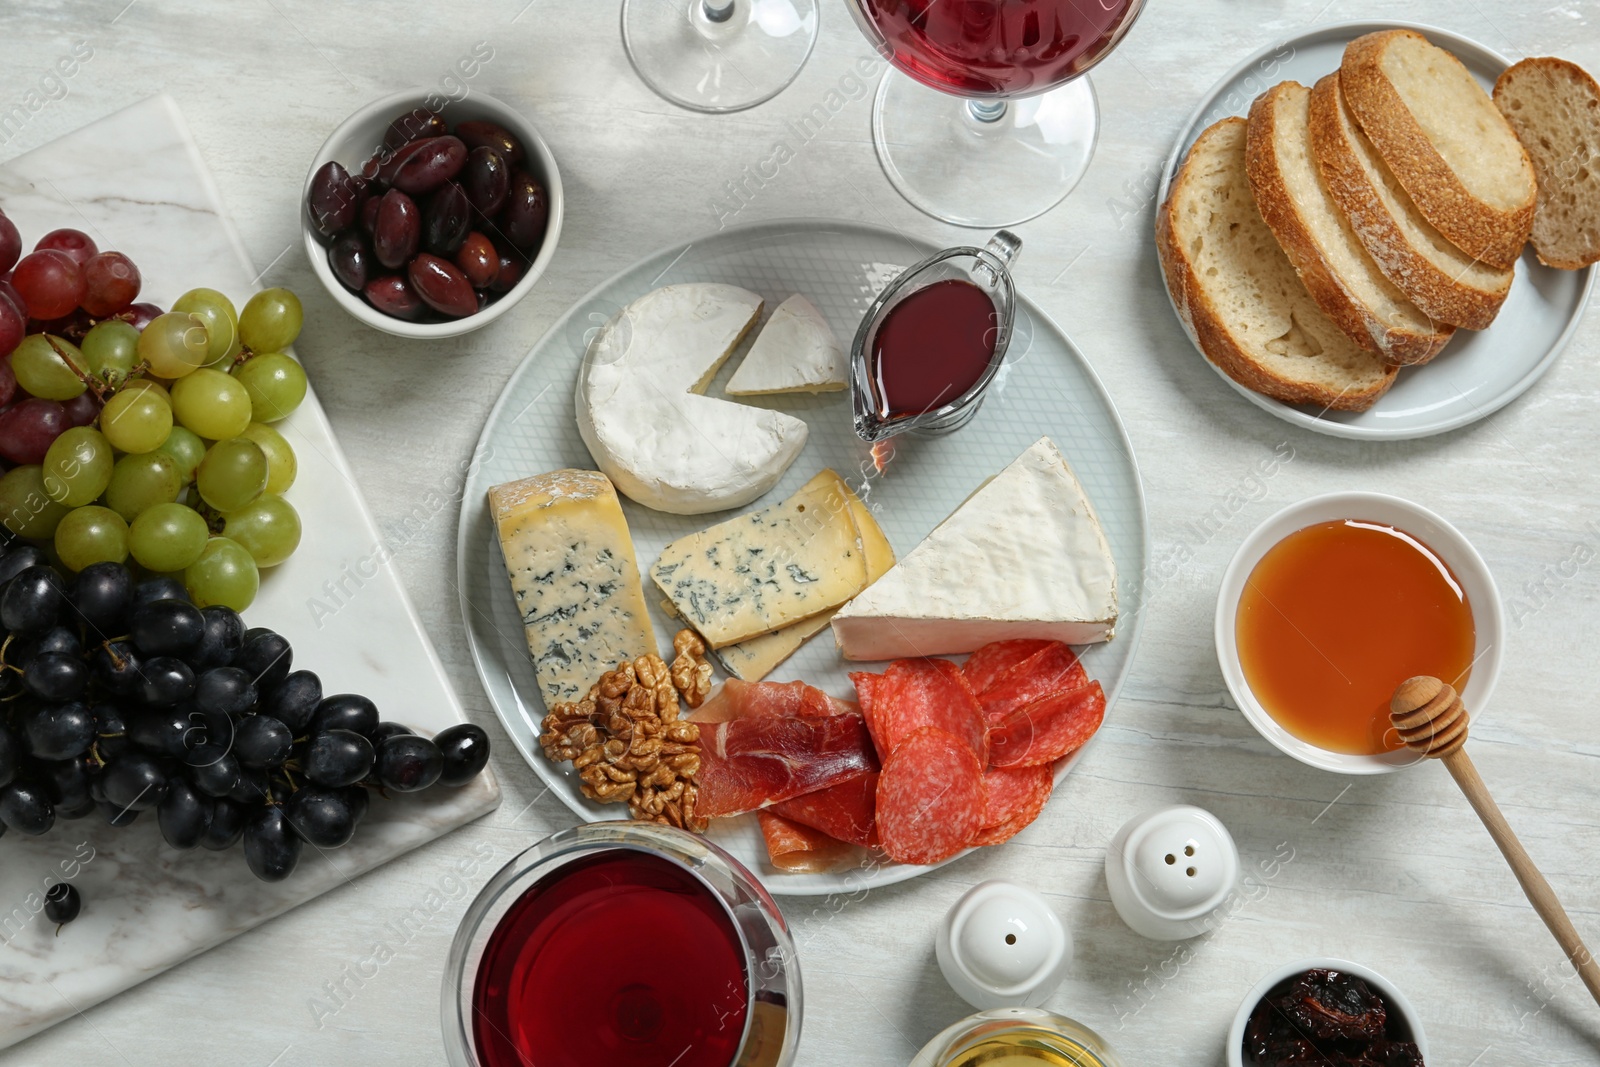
1391,676,1600,1006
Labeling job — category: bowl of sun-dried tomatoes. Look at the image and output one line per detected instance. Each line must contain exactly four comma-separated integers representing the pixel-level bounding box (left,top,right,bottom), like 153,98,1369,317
1229,958,1428,1067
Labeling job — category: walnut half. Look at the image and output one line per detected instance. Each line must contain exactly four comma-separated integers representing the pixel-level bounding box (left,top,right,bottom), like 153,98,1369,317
670,629,713,709
538,653,707,833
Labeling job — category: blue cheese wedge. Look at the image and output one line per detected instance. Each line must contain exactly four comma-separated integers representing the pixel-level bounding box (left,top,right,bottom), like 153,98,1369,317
712,489,895,680
651,469,868,649
488,469,658,707
831,437,1118,660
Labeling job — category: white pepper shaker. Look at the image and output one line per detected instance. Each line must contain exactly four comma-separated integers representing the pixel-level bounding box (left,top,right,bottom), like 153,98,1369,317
936,880,1073,1009
1104,805,1238,941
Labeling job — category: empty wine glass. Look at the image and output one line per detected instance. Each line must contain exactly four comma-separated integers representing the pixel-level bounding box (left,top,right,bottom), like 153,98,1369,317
845,0,1148,227
623,0,819,113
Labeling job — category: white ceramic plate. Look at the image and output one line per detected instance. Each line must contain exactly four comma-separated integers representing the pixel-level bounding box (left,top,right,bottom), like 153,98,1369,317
458,218,1148,895
1157,20,1595,441
0,95,499,1048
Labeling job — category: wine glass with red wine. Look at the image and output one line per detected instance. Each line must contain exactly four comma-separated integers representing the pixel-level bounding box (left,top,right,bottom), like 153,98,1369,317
623,0,819,113
845,0,1147,226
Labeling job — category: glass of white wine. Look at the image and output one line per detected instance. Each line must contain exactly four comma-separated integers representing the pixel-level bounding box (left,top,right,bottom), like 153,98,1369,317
913,1008,1125,1067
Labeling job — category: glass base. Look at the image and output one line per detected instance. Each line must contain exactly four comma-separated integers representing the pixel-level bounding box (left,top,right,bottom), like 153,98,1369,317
622,0,819,114
871,70,1099,228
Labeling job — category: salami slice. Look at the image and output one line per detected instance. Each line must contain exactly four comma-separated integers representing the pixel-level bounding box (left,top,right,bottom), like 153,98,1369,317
770,771,879,848
978,764,1054,831
876,658,988,765
851,671,891,762
970,812,1032,847
978,643,1088,723
988,682,1106,769
876,727,986,866
758,811,856,873
962,639,1056,696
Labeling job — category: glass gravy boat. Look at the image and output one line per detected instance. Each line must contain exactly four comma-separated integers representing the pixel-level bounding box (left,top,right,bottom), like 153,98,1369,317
850,229,1021,444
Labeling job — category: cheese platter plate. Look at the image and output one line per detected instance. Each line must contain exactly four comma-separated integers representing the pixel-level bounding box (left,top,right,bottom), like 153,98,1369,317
1156,21,1595,441
457,218,1147,894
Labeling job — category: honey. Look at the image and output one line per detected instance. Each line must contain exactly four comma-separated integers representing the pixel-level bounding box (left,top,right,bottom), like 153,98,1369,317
1236,519,1476,756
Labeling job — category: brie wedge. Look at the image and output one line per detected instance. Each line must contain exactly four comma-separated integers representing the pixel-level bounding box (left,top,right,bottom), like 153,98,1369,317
725,294,848,395
575,283,809,515
831,437,1118,660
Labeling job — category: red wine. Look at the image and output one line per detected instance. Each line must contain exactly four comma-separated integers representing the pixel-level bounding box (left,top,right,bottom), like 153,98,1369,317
472,850,750,1067
856,0,1141,98
870,278,998,418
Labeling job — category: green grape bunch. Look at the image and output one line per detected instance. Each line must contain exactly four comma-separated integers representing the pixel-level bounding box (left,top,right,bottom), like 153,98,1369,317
0,284,311,613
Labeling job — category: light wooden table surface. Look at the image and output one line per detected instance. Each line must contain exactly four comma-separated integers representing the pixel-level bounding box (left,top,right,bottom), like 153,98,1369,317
1,1,1597,1064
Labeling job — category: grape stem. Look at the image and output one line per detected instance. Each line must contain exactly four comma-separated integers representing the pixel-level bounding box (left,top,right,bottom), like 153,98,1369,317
44,335,116,404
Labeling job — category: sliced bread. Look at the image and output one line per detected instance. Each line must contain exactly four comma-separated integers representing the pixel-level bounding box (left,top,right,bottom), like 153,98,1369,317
1340,29,1536,269
1494,57,1600,270
1308,73,1513,331
1247,81,1454,366
1157,117,1398,412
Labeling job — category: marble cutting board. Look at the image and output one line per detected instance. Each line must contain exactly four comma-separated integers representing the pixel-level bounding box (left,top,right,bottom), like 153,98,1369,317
0,94,501,1049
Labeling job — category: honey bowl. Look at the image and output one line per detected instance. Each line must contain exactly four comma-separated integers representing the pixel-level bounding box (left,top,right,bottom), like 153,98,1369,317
1214,493,1504,775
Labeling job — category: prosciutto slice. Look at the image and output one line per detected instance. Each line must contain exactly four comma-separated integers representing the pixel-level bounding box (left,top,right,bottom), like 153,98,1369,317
694,680,878,818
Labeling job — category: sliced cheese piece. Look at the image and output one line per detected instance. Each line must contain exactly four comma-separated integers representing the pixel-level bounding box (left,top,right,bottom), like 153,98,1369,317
725,294,848,395
488,469,658,707
652,469,867,649
831,437,1117,661
714,488,895,681
575,283,809,516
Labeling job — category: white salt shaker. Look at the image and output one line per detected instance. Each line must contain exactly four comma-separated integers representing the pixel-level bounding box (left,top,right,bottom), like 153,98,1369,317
1104,805,1238,941
936,880,1073,1009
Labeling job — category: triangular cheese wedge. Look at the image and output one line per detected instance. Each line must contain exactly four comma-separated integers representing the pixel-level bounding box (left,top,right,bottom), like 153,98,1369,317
832,438,1117,661
726,294,847,395
576,283,809,515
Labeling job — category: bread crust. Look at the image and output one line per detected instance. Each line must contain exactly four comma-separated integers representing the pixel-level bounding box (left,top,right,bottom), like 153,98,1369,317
1246,81,1453,367
1341,29,1535,269
1156,118,1395,413
1495,56,1600,270
1308,73,1512,330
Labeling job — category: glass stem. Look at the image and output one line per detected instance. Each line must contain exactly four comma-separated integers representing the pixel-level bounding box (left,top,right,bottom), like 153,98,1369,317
702,0,735,22
967,99,1008,124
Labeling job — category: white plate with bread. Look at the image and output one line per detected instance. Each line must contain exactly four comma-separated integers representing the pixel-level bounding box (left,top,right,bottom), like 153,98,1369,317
1157,21,1597,440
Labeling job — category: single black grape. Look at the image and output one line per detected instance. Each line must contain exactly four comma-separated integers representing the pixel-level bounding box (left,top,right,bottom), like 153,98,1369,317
91,704,131,760
98,800,141,827
244,806,302,882
227,765,270,805
1,565,63,633
0,726,18,788
261,670,320,733
35,626,82,657
23,701,96,759
71,561,133,637
234,714,292,769
23,651,89,702
304,729,374,788
134,576,189,608
0,781,55,835
284,787,355,848
194,667,257,717
181,706,233,765
54,792,97,820
93,639,143,696
311,693,379,737
157,779,211,850
128,708,192,758
140,656,196,706
0,543,47,586
129,598,205,658
200,797,246,850
374,734,443,792
369,721,414,745
189,751,241,798
435,723,492,787
45,759,94,808
101,751,168,811
234,631,292,690
44,883,80,926
191,605,245,669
